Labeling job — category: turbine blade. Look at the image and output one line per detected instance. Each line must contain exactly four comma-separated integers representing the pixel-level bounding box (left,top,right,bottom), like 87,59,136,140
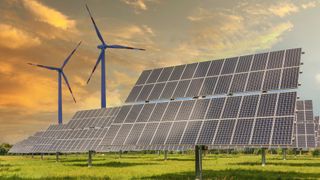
87,50,103,84
61,41,82,69
61,72,76,103
27,63,58,71
85,4,106,45
108,44,145,51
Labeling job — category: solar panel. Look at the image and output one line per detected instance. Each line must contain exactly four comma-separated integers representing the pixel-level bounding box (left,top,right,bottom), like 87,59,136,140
16,107,121,153
293,100,316,148
125,48,301,103
100,91,297,150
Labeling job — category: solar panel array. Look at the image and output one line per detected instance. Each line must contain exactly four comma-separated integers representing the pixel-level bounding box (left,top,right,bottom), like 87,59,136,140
126,48,301,103
98,91,297,151
293,100,316,148
10,48,302,153
31,124,69,153
9,131,44,154
50,107,120,153
9,107,120,154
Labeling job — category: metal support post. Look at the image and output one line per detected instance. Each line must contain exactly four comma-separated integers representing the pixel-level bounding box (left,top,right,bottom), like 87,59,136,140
195,145,203,180
261,148,266,166
88,151,93,167
41,153,44,160
282,148,287,160
56,152,60,162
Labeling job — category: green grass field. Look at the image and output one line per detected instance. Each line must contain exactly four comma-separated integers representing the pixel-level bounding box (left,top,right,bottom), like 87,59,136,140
1,152,320,179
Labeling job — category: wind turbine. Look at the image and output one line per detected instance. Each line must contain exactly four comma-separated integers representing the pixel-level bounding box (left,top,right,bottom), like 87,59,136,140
28,41,81,124
85,4,145,108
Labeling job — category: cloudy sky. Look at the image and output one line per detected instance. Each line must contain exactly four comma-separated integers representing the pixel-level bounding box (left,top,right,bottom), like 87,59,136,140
1,0,320,144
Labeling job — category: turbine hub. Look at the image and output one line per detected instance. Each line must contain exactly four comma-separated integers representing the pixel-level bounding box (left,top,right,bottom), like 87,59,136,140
97,44,107,49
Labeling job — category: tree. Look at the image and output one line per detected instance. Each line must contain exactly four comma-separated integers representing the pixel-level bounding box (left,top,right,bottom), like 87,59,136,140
0,143,12,155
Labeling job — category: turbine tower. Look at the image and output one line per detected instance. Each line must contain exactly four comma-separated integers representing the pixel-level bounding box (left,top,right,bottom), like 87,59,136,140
28,41,81,124
85,4,145,108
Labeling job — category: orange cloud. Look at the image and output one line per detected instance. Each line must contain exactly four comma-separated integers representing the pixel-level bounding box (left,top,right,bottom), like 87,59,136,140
0,23,41,49
123,0,148,11
268,3,299,17
22,0,76,30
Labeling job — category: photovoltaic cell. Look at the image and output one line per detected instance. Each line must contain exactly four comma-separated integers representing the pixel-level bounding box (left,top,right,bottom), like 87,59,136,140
181,63,198,79
158,67,174,82
152,122,172,144
267,50,284,69
185,78,204,97
172,80,190,98
114,105,132,123
176,100,195,120
136,70,151,85
112,124,133,145
169,65,185,81
245,71,264,91
125,86,142,103
222,96,242,118
190,99,210,120
146,68,162,84
239,95,259,118
257,94,277,117
284,48,301,67
272,117,293,145
199,77,217,96
232,119,254,145
229,73,248,93
276,92,296,116
160,81,178,99
214,120,235,144
180,121,203,144
281,68,299,89
136,84,154,101
206,98,226,119
207,60,224,76
124,124,145,145
136,104,155,122
137,123,159,145
250,53,268,71
165,121,187,144
124,104,143,123
251,118,273,145
149,102,168,122
194,61,210,77
263,69,281,90
148,83,165,100
197,120,218,144
236,55,252,73
214,75,232,94
162,101,181,121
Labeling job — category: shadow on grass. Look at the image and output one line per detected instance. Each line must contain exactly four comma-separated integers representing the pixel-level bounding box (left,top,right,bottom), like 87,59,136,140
154,158,194,162
0,175,111,180
0,164,20,173
234,161,320,167
137,169,320,180
69,161,156,167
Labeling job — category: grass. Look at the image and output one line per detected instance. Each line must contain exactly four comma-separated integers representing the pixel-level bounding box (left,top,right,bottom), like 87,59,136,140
0,152,320,179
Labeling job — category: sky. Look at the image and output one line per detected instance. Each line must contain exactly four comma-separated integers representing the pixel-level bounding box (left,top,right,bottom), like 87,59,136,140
1,0,320,144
